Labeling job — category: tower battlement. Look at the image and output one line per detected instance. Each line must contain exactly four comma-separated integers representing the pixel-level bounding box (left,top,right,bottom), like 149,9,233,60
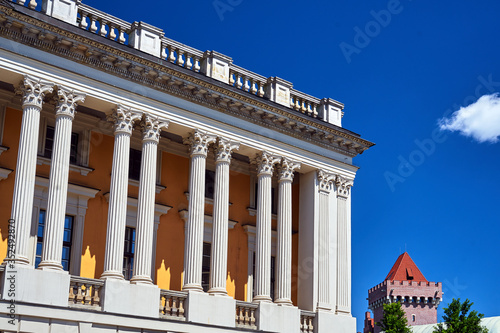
364,253,443,333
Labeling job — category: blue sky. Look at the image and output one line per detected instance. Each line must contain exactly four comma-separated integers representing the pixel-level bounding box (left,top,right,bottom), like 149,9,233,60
82,0,500,329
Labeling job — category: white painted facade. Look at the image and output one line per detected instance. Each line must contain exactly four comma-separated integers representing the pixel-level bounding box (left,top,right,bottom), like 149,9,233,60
0,0,374,332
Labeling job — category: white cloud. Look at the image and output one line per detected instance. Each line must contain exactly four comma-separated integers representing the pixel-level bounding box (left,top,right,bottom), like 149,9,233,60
439,93,500,143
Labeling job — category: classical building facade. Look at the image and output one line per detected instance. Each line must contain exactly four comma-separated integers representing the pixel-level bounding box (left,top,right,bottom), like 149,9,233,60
364,252,443,333
0,0,374,332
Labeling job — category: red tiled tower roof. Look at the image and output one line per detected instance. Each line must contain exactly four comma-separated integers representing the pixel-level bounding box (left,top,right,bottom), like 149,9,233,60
385,252,427,282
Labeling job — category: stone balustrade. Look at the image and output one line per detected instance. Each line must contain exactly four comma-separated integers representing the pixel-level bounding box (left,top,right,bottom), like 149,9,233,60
159,289,187,320
235,301,257,329
11,0,345,127
77,3,132,44
300,311,316,333
229,65,267,97
161,37,204,72
68,276,103,308
290,89,321,119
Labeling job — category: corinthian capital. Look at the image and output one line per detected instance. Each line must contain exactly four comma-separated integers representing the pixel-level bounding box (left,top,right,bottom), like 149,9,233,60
317,170,335,193
55,87,86,119
215,137,240,163
185,130,217,157
255,151,281,176
335,175,353,198
109,105,142,135
17,76,54,109
277,158,301,182
141,114,169,143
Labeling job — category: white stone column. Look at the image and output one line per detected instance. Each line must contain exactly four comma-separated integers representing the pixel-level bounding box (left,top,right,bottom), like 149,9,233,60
101,106,141,280
275,158,300,305
131,115,169,284
183,130,216,292
317,170,335,311
253,151,280,303
335,176,353,315
11,76,54,266
39,87,85,271
208,137,239,295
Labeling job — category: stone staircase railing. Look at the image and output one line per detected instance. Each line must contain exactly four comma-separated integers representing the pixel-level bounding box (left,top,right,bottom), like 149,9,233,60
9,0,345,128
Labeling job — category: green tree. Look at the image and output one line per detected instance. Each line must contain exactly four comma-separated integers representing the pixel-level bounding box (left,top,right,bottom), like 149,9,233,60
434,298,488,333
376,302,412,333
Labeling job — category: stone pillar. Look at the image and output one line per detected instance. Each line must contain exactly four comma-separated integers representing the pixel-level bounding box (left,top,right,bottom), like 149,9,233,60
335,176,353,315
39,87,85,271
275,158,300,305
317,170,335,311
183,130,216,292
208,137,239,295
11,76,54,266
130,115,169,284
253,151,280,303
101,106,141,280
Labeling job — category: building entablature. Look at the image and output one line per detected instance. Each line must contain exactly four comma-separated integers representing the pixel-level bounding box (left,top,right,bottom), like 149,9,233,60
0,0,374,161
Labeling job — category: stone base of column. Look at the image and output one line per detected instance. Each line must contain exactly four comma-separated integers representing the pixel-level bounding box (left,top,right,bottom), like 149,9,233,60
256,302,300,333
37,260,63,271
130,275,153,285
275,298,293,306
1,264,69,307
101,279,160,318
208,287,228,296
252,295,272,303
185,291,236,328
100,270,125,281
317,301,333,312
182,283,204,293
315,311,356,333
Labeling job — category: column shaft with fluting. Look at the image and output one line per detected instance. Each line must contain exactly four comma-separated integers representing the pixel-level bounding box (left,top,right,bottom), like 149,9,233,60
11,76,53,266
208,137,239,295
101,106,141,280
335,176,353,314
275,158,300,305
253,151,280,303
317,170,334,311
183,130,216,292
39,88,85,270
131,115,169,284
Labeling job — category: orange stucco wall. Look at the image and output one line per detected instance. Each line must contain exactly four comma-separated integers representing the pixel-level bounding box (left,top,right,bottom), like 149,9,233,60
0,106,301,303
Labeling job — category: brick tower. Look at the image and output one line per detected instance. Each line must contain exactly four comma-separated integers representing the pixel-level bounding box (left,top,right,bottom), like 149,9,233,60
365,252,443,333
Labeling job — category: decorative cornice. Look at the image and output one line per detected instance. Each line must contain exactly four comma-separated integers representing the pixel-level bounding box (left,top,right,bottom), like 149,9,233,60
140,114,169,143
16,75,54,109
0,6,374,157
214,136,239,164
55,86,85,119
277,158,300,182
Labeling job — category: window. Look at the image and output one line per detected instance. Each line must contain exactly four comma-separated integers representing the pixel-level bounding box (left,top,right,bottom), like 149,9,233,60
412,314,416,322
252,254,276,301
205,170,215,199
129,148,142,181
35,210,74,271
44,125,79,164
202,242,211,292
123,227,136,280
